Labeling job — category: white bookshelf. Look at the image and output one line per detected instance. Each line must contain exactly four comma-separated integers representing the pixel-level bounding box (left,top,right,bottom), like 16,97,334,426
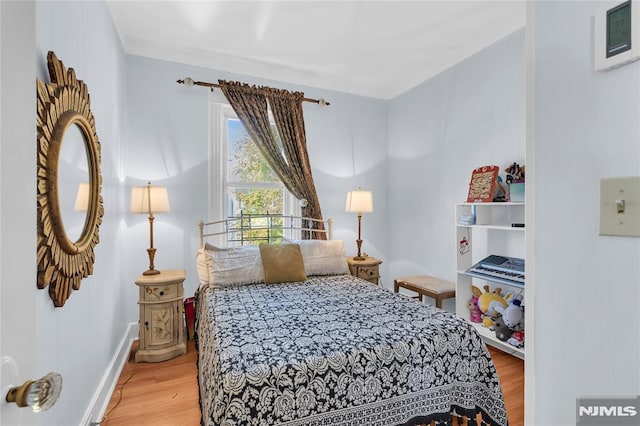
455,202,525,359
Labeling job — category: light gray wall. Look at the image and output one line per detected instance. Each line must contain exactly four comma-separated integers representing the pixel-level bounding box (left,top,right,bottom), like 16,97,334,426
32,2,128,424
123,55,390,299
387,30,525,312
531,2,640,424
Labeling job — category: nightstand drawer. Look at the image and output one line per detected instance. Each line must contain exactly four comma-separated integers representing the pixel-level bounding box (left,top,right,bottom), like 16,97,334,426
356,266,379,280
346,256,382,286
143,284,181,302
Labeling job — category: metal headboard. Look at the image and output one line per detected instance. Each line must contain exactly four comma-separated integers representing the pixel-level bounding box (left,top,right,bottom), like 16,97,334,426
199,214,333,248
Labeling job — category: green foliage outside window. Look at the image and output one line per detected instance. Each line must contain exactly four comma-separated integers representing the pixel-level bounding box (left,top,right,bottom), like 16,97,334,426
228,122,285,244
230,131,283,215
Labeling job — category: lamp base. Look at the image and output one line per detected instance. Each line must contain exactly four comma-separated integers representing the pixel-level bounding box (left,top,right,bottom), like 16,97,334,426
354,238,365,261
144,246,159,276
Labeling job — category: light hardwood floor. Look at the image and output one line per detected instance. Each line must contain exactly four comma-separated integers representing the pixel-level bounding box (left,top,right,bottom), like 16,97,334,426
487,346,525,426
101,341,523,426
100,340,200,426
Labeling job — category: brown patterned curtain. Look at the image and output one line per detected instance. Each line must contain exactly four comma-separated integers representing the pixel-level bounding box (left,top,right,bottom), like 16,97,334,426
218,80,326,239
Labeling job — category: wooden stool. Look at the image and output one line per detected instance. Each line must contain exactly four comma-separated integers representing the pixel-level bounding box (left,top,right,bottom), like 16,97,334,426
394,275,456,309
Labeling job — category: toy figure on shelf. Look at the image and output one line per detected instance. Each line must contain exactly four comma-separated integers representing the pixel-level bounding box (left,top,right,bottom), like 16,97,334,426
468,294,482,323
505,162,525,202
472,285,510,330
505,162,525,184
495,297,524,332
493,314,513,341
507,330,525,348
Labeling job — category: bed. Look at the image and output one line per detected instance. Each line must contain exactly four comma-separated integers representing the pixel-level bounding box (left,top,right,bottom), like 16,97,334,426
194,215,508,426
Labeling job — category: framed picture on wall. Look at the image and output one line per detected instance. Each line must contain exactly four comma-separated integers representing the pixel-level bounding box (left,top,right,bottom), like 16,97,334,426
467,165,499,202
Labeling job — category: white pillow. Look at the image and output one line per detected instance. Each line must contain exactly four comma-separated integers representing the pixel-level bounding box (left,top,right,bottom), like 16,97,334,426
198,244,265,287
283,239,349,276
196,248,212,288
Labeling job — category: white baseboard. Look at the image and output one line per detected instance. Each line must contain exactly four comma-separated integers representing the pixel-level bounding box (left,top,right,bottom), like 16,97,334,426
81,322,138,426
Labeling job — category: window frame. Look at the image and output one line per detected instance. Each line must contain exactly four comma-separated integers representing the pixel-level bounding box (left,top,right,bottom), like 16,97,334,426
208,94,299,241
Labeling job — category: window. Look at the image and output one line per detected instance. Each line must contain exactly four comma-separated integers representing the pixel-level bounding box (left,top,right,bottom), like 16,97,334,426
208,96,298,243
225,117,284,216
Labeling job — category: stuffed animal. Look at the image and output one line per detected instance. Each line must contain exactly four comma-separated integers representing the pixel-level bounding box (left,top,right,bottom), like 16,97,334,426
468,295,482,323
505,162,525,183
472,285,510,329
482,315,497,330
495,298,524,331
493,314,513,341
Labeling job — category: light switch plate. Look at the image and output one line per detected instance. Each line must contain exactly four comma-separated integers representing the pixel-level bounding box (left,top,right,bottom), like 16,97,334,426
600,176,640,237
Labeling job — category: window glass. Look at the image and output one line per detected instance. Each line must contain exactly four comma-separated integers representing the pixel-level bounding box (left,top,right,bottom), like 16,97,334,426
226,119,280,183
226,187,284,216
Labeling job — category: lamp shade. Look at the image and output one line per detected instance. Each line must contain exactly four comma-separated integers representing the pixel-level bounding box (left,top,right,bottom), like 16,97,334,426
74,182,90,212
345,189,373,213
130,184,170,214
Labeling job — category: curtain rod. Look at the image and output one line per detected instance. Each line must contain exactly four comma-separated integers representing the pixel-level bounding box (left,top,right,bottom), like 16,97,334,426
176,77,330,106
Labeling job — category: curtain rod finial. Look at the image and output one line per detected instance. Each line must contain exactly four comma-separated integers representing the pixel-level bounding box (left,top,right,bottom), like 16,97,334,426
177,77,194,87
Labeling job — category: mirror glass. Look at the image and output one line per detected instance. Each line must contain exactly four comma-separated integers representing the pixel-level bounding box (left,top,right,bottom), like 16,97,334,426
57,123,89,243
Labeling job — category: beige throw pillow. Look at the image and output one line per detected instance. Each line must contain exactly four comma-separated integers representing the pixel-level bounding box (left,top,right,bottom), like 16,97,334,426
259,244,307,284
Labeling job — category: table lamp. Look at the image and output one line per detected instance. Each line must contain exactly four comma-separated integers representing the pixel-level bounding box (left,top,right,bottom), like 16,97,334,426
345,188,373,260
130,182,170,275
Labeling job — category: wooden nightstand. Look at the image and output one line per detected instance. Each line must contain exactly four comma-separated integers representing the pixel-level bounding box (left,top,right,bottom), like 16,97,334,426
346,256,382,285
135,270,187,363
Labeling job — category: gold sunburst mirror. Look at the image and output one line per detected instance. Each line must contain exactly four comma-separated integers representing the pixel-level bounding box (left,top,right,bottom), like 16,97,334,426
36,51,103,307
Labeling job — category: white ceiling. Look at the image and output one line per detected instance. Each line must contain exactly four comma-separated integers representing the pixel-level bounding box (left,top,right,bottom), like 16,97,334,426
107,1,525,100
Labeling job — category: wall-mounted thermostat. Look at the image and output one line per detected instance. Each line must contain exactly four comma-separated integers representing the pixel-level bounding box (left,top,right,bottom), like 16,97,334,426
594,0,640,70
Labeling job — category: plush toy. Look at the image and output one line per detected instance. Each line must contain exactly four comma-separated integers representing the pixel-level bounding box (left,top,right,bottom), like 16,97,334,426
468,295,482,323
507,330,524,348
472,285,510,329
495,298,524,332
493,314,513,341
505,162,525,183
482,315,496,330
